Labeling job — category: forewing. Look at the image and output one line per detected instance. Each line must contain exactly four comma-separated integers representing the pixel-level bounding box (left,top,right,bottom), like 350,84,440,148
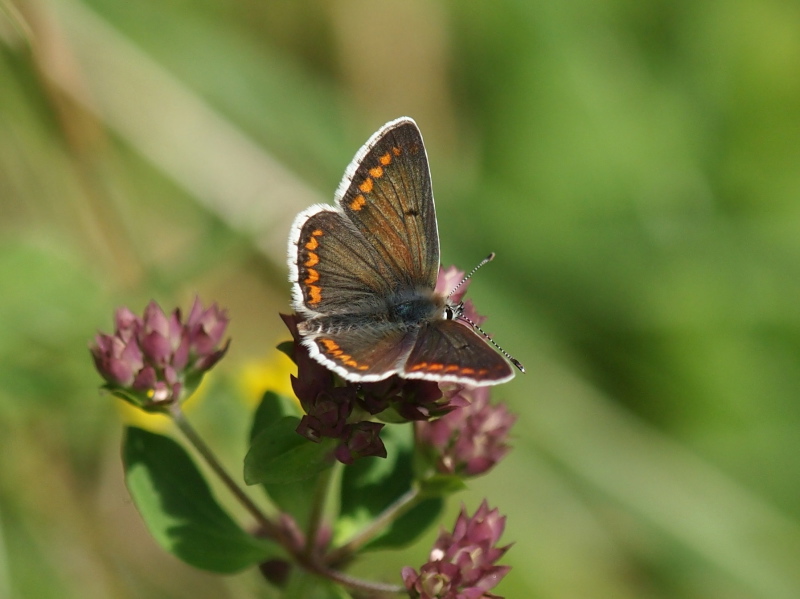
403,319,514,386
289,206,394,317
301,320,418,382
335,117,439,290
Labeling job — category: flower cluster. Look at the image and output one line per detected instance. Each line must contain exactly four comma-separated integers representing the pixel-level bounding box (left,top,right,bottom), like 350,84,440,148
403,501,511,599
90,298,229,409
416,386,516,477
281,313,459,464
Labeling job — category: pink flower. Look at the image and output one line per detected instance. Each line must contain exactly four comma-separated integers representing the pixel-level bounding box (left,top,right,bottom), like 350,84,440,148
90,298,229,408
403,501,511,599
416,387,516,477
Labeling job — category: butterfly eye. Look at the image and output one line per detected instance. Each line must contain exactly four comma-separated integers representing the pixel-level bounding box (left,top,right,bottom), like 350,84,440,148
444,302,464,321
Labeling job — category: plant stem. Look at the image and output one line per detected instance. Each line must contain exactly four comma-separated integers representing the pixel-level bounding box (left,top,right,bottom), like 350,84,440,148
326,486,421,565
298,558,404,595
169,403,282,540
169,403,404,595
304,462,335,557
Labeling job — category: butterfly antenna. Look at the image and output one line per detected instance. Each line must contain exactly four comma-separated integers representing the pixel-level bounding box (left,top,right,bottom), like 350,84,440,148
448,253,525,373
458,312,526,373
448,252,496,299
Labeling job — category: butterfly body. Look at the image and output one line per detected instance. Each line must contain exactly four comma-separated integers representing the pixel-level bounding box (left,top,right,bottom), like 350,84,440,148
288,117,515,386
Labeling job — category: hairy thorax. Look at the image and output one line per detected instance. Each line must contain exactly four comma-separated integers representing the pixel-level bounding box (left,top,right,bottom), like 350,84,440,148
300,287,446,336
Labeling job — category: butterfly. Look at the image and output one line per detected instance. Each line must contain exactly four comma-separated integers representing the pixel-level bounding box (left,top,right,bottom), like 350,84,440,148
288,117,521,386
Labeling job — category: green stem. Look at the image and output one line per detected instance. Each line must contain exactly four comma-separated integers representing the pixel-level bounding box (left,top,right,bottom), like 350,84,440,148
169,403,282,540
169,404,403,594
304,463,335,557
298,559,405,595
326,486,422,566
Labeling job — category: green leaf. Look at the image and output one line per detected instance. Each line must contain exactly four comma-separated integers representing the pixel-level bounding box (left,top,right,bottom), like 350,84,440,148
122,427,274,573
244,416,335,485
250,391,301,443
249,393,318,526
338,424,442,550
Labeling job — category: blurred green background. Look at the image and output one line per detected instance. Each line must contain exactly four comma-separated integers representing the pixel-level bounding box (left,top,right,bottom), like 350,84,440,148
2,0,800,597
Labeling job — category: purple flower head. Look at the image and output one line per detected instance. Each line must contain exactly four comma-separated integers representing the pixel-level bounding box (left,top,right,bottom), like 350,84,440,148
359,377,452,421
184,297,231,371
283,314,445,464
416,387,516,477
90,298,230,409
283,313,355,445
334,421,387,465
403,501,511,599
295,387,355,442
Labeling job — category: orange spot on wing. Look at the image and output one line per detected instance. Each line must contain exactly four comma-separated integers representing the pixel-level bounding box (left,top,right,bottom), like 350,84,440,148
320,339,338,350
305,253,319,267
308,285,322,304
350,195,366,210
359,178,373,193
319,339,369,371
305,236,319,251
305,268,319,284
461,368,475,375
392,146,401,156
369,166,384,178
379,152,392,166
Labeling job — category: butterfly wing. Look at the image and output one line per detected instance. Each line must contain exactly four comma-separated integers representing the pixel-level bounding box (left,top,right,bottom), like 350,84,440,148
289,117,439,318
289,206,397,317
335,117,439,290
403,319,515,386
301,321,418,382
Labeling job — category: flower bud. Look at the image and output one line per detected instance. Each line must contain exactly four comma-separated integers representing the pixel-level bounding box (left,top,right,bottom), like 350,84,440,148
334,421,387,464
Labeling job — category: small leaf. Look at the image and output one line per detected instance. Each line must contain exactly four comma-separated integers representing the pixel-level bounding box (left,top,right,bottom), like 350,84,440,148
123,427,274,573
276,340,295,360
244,416,335,485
